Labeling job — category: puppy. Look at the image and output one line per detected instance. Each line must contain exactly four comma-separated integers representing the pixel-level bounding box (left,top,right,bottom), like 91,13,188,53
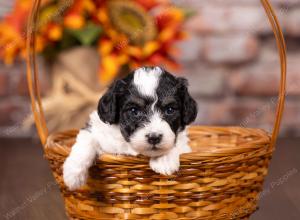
63,66,197,190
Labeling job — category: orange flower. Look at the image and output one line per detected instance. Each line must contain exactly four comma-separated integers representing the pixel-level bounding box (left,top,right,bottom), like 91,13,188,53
99,54,129,85
83,0,96,13
0,24,24,64
99,38,114,55
99,54,119,84
142,41,160,57
63,0,96,29
64,14,85,29
95,0,187,84
135,0,160,10
0,0,188,85
127,46,142,59
97,8,109,24
47,24,63,41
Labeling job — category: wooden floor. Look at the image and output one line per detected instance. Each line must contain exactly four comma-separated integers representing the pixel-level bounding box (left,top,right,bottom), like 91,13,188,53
0,138,299,220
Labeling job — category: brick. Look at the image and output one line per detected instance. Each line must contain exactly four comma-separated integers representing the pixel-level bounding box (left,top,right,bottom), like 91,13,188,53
36,57,51,95
176,0,296,7
263,3,291,33
14,98,300,136
17,72,29,96
176,34,203,63
229,98,300,137
287,55,300,96
185,6,268,34
229,98,273,129
182,63,227,97
285,8,300,36
0,61,24,96
6,61,27,96
271,0,300,5
229,62,279,96
229,53,300,96
280,100,300,136
190,0,298,6
185,4,288,35
193,99,234,125
195,97,300,137
9,59,50,96
174,0,259,8
228,97,287,134
259,42,280,63
0,73,9,96
0,98,30,126
203,35,259,64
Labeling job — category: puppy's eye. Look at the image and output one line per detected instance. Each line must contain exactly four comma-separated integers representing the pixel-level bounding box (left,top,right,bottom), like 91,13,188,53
165,107,175,115
130,107,141,116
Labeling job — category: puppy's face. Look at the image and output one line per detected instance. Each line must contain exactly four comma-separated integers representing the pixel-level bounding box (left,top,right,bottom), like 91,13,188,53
98,67,197,157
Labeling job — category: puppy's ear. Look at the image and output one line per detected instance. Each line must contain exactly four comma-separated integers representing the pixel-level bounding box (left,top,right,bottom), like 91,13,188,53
177,77,198,126
98,80,126,124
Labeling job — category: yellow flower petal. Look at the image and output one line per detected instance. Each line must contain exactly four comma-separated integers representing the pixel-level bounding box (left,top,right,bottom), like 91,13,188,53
84,0,96,13
64,15,85,29
48,25,62,41
127,46,142,58
4,43,18,65
169,8,184,22
99,55,120,85
99,40,114,55
97,8,109,23
158,28,174,42
143,41,160,57
117,54,129,64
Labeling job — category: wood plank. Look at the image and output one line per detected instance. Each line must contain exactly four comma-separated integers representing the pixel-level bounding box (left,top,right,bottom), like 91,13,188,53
0,138,67,220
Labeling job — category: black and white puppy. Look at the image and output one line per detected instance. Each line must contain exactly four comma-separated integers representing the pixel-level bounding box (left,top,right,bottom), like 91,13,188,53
63,66,197,190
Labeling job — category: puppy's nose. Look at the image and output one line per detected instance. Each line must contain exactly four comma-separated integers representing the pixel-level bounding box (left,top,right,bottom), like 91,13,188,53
146,133,162,145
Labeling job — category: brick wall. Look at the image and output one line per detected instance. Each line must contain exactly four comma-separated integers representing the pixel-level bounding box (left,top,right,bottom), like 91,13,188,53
0,62,31,137
0,0,300,137
0,60,49,138
177,0,300,137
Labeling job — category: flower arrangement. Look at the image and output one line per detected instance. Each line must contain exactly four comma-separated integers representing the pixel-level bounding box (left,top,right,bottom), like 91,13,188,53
0,0,191,84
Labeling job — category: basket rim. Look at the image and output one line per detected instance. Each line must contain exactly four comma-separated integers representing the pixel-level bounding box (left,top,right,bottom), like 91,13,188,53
45,125,272,166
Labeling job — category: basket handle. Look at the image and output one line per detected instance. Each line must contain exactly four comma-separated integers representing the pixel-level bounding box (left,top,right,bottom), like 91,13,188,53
26,0,48,145
26,0,286,146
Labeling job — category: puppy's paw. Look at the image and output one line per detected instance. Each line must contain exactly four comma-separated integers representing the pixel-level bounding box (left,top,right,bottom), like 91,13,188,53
150,155,179,176
63,159,88,190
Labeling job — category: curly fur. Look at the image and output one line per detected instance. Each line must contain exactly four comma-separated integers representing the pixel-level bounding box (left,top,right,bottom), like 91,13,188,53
63,66,197,190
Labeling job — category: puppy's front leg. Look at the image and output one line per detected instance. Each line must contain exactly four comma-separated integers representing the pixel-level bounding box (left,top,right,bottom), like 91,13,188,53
149,140,191,175
63,130,98,190
150,148,180,175
149,147,185,175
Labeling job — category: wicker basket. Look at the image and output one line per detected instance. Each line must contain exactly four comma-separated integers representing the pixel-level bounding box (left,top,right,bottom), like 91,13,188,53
26,0,287,219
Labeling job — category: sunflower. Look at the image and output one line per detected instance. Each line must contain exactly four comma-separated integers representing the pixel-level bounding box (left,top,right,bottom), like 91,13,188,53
96,0,186,85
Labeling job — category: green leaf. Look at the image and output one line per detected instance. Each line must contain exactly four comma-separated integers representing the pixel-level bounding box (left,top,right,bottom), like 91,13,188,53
66,22,103,46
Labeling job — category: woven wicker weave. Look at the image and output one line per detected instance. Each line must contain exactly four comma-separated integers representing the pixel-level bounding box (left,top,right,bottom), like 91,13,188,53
26,0,287,219
45,127,272,219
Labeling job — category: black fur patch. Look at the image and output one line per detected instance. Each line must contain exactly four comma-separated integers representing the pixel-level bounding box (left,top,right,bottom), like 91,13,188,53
156,70,197,133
